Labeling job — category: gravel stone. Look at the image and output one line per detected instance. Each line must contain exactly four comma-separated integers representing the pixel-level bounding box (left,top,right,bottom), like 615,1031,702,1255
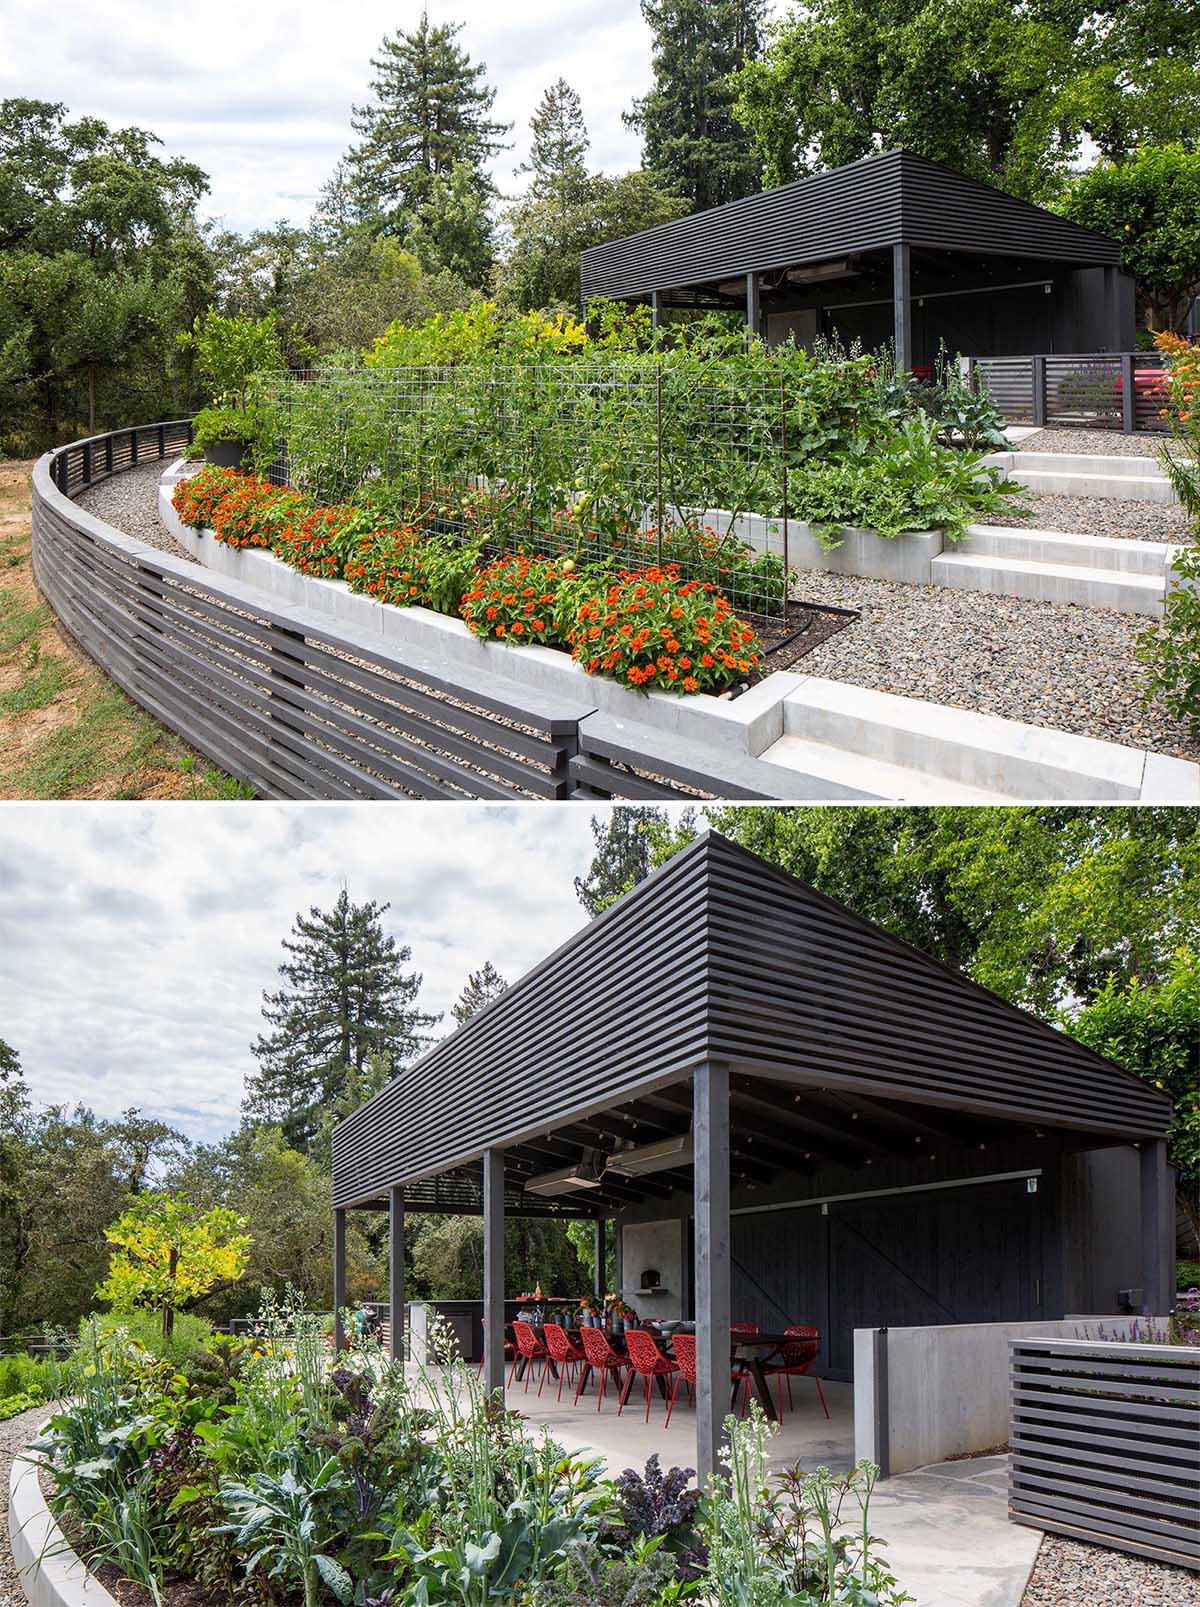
980,489,1194,544
77,460,196,563
0,1403,52,1605
793,566,1199,763
1022,1534,1200,1606
1017,426,1168,458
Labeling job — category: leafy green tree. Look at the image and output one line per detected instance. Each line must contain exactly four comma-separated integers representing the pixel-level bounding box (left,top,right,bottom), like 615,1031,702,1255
1064,950,1200,1252
95,1192,251,1340
574,807,691,917
501,167,687,313
409,1213,587,1300
0,98,213,446
177,308,284,409
168,1126,359,1318
403,160,495,283
245,891,440,1152
1053,2,1200,166
626,0,766,209
733,0,1200,204
451,962,507,1026
348,12,509,246
1062,147,1200,332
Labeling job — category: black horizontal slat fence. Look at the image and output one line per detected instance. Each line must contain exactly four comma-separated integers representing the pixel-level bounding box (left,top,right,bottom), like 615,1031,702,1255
1009,1337,1200,1569
32,427,598,800
973,352,1169,434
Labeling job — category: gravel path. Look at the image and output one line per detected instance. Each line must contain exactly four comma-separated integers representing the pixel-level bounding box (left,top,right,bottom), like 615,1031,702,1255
1018,427,1168,458
793,567,1198,762
77,460,196,563
980,489,1193,544
1022,1534,1200,1605
0,1403,51,1605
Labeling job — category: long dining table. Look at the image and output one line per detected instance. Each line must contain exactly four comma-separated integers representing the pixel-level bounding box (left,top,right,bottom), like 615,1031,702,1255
509,1323,793,1422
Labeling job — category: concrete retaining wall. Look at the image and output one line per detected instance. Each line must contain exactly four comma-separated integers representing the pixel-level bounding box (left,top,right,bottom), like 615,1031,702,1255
8,1429,121,1607
853,1315,1169,1477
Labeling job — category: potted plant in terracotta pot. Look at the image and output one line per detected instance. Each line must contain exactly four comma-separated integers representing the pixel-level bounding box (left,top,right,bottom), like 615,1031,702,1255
178,308,285,469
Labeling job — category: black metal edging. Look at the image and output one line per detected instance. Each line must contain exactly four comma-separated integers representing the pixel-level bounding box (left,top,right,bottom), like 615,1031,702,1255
873,1327,890,1479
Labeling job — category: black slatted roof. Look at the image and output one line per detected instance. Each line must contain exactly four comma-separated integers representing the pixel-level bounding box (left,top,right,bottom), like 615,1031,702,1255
579,150,1121,302
331,834,1169,1211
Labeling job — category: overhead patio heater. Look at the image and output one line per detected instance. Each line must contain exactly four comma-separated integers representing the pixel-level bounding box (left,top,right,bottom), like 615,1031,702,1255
523,1148,605,1196
606,1128,694,1176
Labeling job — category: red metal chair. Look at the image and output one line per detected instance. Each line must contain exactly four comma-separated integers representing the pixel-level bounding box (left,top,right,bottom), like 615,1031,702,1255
762,1325,829,1419
665,1331,696,1427
511,1319,550,1394
542,1322,586,1402
620,1327,680,1423
575,1324,628,1411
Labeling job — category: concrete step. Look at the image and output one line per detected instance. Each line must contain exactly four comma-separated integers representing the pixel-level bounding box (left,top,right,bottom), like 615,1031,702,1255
779,677,1148,800
982,450,1182,503
960,524,1171,575
931,549,1165,614
756,734,1007,801
1010,466,1178,502
1008,451,1168,478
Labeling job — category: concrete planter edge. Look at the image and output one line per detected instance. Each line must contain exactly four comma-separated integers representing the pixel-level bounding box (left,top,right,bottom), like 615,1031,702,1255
8,1425,122,1607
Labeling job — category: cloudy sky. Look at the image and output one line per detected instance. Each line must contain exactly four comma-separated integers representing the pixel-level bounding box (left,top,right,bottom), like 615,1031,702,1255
0,1,785,234
0,804,694,1145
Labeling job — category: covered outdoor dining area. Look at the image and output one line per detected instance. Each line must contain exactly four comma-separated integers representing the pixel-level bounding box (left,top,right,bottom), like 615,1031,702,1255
330,833,1174,1483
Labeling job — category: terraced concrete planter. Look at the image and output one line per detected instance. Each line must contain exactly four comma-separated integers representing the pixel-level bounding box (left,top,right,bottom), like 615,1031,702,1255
157,461,1200,803
8,1430,122,1607
644,505,944,584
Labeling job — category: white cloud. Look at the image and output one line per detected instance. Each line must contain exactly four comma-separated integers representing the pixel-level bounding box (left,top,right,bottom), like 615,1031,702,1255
0,0,660,232
0,803,692,1144
0,1,789,234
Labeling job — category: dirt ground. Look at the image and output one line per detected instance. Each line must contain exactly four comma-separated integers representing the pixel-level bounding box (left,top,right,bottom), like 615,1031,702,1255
0,462,243,800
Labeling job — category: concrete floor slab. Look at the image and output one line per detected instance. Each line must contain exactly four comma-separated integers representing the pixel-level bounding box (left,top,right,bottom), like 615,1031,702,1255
502,1376,1038,1607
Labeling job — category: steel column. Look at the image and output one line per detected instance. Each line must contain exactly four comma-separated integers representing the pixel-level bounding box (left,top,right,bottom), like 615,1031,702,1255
694,1060,731,1486
1139,1140,1173,1314
892,243,912,373
614,1218,624,1300
745,273,760,339
594,1219,606,1298
1121,353,1136,435
650,290,662,331
389,1185,405,1362
1032,355,1047,427
483,1148,506,1396
333,1207,347,1352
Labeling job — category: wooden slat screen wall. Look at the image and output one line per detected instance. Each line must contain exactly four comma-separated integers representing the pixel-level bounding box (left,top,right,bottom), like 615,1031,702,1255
1009,1337,1200,1569
974,358,1036,423
976,353,1169,433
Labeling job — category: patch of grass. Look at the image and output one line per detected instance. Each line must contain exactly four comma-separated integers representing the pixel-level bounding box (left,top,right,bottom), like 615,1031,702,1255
0,648,73,713
10,683,158,796
0,461,257,800
0,588,49,653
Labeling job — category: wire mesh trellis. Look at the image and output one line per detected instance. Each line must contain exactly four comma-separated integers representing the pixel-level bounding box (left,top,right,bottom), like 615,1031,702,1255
256,360,796,620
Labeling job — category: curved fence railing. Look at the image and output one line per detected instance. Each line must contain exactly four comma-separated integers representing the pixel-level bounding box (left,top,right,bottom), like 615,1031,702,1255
31,424,601,800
